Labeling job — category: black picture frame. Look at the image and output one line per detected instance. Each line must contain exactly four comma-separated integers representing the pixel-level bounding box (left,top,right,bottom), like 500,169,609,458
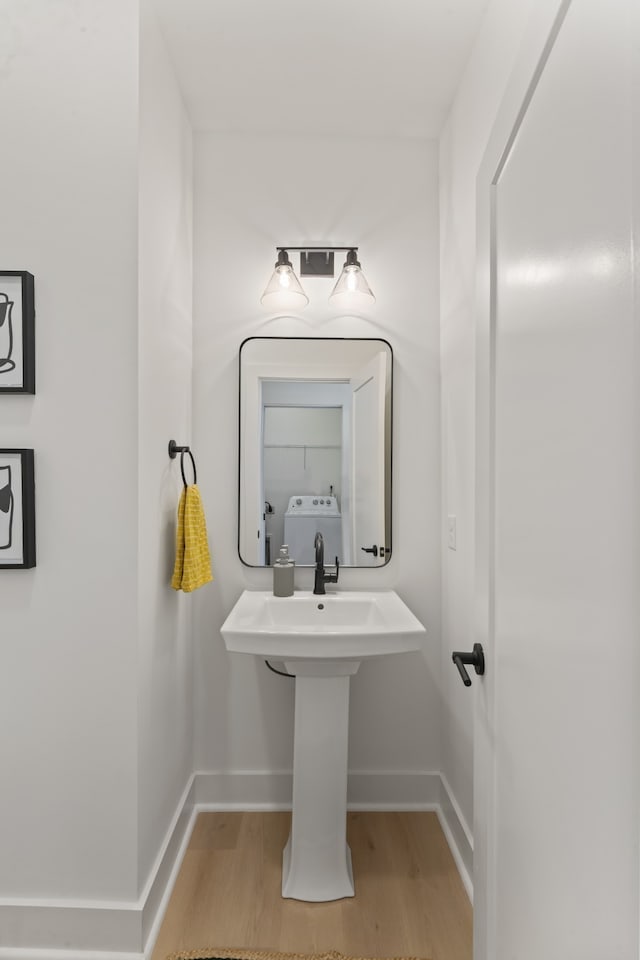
0,271,35,394
0,449,36,569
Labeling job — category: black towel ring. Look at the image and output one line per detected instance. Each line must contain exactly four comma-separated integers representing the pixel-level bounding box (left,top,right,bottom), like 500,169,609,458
180,449,197,487
168,439,198,487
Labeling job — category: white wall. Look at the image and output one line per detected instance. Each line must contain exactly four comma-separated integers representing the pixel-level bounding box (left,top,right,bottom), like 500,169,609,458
192,133,441,785
0,2,195,947
439,0,537,831
137,0,194,892
0,0,140,901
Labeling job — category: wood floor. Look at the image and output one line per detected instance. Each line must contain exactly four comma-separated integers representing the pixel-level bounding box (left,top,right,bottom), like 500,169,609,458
151,812,472,960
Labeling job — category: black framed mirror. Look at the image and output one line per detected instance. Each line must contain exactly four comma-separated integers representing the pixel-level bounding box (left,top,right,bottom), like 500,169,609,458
239,337,392,568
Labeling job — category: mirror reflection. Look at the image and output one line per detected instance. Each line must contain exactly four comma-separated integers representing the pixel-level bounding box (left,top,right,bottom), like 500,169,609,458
239,337,392,567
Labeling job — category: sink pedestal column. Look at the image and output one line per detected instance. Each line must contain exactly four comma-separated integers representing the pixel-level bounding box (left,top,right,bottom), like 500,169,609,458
281,659,360,901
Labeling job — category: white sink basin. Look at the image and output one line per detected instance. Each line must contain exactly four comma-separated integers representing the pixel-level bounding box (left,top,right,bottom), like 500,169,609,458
220,589,425,660
220,588,426,903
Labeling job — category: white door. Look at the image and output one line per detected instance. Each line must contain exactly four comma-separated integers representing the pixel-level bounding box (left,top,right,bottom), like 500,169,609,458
351,353,387,566
475,1,639,957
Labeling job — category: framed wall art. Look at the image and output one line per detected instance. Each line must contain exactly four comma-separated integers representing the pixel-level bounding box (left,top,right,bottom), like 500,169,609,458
0,271,35,394
0,449,35,569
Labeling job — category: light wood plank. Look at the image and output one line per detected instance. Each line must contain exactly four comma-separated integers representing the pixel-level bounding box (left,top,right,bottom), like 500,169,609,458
151,812,471,960
188,812,245,851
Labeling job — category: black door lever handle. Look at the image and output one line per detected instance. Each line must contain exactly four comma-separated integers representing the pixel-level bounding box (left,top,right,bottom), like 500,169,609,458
361,545,378,557
452,643,485,687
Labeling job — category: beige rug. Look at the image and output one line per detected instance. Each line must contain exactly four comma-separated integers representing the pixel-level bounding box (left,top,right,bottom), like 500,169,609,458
167,950,429,960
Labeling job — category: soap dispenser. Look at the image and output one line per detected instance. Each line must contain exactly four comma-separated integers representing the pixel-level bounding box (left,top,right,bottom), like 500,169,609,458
273,545,295,597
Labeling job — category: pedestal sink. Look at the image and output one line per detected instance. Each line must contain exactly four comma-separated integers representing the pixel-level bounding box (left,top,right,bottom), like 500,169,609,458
220,590,426,902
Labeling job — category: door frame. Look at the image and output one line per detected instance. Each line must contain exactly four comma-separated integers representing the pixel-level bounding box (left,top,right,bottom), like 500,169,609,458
351,351,388,566
473,1,570,956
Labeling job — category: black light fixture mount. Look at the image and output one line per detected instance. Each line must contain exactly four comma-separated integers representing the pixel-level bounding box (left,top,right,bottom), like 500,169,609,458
300,250,334,276
276,246,358,277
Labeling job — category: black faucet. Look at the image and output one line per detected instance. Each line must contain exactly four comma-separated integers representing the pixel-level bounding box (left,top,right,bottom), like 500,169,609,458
313,532,339,595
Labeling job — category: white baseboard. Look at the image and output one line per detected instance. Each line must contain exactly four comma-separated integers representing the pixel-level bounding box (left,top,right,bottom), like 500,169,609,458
0,770,473,959
0,775,197,960
194,768,443,810
0,951,144,960
140,776,198,951
347,770,442,809
0,901,144,959
194,769,293,808
436,774,473,902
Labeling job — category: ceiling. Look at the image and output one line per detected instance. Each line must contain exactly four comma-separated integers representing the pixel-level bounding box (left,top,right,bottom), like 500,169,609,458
152,0,489,139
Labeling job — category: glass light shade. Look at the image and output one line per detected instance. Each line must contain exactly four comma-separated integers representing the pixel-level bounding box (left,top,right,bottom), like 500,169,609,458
329,252,375,310
260,252,309,310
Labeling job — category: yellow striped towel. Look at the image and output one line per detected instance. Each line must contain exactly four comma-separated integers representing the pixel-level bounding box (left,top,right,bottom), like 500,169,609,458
171,484,213,592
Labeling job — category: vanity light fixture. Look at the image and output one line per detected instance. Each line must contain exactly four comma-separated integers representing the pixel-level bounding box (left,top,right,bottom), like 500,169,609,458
260,247,375,310
260,249,309,310
329,249,376,311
